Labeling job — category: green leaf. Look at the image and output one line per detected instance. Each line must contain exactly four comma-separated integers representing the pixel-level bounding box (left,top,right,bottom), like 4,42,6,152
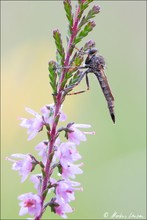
68,70,82,87
58,164,62,174
39,161,45,169
53,30,65,66
55,113,60,124
74,21,96,44
42,188,48,198
70,46,85,64
78,0,94,20
42,168,46,178
78,16,86,28
63,0,73,34
48,61,57,94
49,151,54,161
78,0,94,7
72,56,84,66
56,52,62,77
61,78,68,89
79,5,100,28
61,52,84,80
65,71,73,79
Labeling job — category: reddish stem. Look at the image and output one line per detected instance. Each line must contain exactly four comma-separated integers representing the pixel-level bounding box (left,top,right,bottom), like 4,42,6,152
58,5,80,90
34,3,81,220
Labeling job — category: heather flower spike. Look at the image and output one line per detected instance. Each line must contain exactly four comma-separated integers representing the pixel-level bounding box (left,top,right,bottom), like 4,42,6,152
7,1,102,219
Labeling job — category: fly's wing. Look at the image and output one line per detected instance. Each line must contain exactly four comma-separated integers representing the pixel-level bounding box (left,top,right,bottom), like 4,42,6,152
98,67,114,100
94,66,115,123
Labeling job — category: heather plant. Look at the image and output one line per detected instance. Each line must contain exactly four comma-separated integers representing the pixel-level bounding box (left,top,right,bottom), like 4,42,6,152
6,0,101,219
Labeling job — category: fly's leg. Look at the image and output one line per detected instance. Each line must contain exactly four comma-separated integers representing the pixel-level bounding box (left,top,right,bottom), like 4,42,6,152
67,71,90,95
86,72,90,90
55,65,89,70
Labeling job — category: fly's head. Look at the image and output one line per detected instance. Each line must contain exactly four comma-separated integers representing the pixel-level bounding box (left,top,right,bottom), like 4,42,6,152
85,48,98,65
85,48,106,70
88,48,98,56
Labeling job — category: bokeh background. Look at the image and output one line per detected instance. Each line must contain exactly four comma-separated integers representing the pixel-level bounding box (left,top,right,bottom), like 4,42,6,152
1,1,146,219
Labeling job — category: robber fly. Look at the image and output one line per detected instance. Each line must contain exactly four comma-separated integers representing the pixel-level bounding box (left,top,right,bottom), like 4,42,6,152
68,48,115,123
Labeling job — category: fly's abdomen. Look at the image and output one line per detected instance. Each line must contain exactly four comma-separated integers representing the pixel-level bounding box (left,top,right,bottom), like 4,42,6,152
95,71,115,123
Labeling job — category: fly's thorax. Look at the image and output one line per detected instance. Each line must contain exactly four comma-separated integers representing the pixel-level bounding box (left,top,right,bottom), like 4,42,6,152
97,55,105,68
85,54,105,70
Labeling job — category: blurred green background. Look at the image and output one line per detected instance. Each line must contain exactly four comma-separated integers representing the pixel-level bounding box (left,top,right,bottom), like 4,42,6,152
1,1,146,219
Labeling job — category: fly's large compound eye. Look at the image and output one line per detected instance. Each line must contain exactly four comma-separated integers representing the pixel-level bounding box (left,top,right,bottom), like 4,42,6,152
88,48,98,55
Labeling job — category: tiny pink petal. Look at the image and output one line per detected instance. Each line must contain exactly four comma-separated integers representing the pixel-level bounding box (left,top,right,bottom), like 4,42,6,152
55,201,73,218
18,193,41,217
8,154,34,182
74,124,91,128
67,123,93,145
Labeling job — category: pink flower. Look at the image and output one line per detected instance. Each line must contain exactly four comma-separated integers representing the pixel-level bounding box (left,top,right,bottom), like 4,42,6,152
41,104,67,124
56,180,81,203
35,141,48,165
36,138,61,166
67,123,92,145
6,154,35,182
40,105,54,125
30,174,42,195
18,192,41,217
20,107,44,140
54,180,82,218
55,142,81,168
55,201,73,218
20,105,67,140
61,163,83,179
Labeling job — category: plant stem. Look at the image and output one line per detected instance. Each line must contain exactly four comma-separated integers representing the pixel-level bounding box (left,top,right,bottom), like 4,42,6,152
58,5,80,91
34,3,81,220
